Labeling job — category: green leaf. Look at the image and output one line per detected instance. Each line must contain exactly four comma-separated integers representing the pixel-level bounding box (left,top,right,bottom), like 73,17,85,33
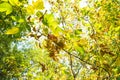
11,16,24,23
11,16,16,20
74,29,82,35
76,45,85,55
53,27,63,36
115,26,120,32
36,11,43,17
74,43,85,55
9,0,21,6
42,14,58,31
0,2,12,15
5,27,19,34
1,0,8,1
43,14,54,25
18,18,24,23
116,76,120,80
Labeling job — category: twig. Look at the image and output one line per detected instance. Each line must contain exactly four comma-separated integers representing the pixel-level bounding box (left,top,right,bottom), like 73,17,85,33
39,10,47,22
74,66,81,78
69,54,76,80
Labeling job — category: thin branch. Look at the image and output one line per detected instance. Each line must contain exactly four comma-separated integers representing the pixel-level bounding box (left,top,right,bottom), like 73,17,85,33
38,31,111,79
87,18,111,79
62,48,111,79
39,10,47,22
69,54,76,80
88,20,95,34
74,66,81,78
57,2,66,29
110,52,118,66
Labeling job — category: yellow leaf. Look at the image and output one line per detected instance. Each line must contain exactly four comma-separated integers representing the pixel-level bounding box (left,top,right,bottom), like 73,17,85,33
5,27,19,34
33,0,44,10
18,19,24,23
0,2,12,15
11,16,16,21
26,0,44,14
26,5,34,14
9,0,21,6
1,0,8,1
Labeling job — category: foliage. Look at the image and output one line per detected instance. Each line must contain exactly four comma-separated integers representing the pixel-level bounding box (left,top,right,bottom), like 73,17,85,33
0,0,120,80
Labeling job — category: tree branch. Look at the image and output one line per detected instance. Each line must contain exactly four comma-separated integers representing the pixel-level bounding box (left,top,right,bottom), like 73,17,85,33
62,48,111,79
69,54,76,80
